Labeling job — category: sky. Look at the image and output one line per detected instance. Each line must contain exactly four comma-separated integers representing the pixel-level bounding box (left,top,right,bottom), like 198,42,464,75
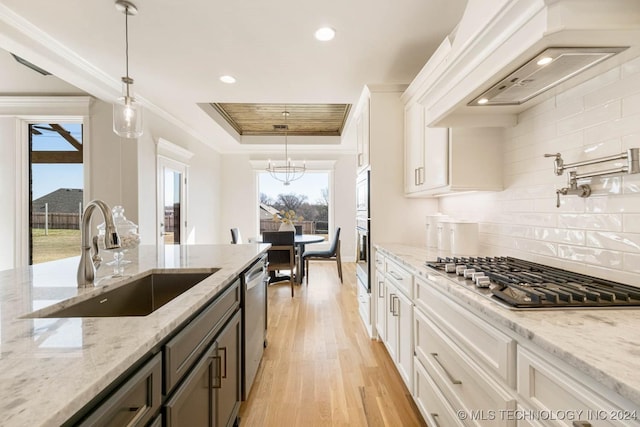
258,171,328,205
31,123,83,199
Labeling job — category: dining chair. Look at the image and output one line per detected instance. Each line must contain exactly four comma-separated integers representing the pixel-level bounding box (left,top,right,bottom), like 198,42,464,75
230,228,242,244
303,227,342,285
263,231,296,297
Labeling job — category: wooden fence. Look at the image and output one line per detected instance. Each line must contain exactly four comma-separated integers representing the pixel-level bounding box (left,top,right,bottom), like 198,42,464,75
32,212,80,230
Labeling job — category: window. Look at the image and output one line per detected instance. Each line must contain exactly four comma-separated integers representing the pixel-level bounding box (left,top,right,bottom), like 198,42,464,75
258,172,330,240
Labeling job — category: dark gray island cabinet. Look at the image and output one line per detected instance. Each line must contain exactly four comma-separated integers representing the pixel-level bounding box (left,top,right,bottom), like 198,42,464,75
66,277,242,427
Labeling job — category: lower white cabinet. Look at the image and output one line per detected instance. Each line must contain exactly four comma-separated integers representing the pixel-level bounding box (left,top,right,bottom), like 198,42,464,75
374,263,386,342
414,355,466,427
357,279,372,337
414,307,517,426
376,252,414,392
517,346,640,427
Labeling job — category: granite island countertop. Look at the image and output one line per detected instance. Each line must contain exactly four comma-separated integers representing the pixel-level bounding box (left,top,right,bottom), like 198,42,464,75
375,243,640,410
0,244,269,427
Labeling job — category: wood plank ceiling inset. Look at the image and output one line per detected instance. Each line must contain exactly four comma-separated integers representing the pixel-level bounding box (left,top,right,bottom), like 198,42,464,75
211,103,351,136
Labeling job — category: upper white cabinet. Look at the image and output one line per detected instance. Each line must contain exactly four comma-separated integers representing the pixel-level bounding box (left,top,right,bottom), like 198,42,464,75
407,0,640,128
404,121,503,197
404,102,424,194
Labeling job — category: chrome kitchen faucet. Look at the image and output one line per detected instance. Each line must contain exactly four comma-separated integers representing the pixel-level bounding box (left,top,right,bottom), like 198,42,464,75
77,200,120,287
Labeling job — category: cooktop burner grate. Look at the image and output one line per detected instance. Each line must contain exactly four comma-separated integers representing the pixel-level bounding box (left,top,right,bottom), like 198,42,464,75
426,256,640,309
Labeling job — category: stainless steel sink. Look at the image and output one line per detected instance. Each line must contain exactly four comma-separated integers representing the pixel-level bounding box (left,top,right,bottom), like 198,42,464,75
29,270,219,318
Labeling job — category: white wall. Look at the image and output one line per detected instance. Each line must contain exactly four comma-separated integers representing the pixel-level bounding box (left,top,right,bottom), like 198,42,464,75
0,118,17,270
219,152,357,260
86,99,223,246
439,55,640,285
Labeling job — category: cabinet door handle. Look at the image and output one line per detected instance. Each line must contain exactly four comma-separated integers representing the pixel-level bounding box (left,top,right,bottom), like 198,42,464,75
419,167,425,185
389,293,395,313
414,168,419,186
431,353,462,385
378,280,384,298
211,355,222,389
430,413,442,427
392,296,399,317
220,346,227,379
388,271,403,281
358,153,363,166
573,422,592,427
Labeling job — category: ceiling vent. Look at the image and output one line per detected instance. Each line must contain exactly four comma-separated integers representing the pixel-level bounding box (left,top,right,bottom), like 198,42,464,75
468,46,628,106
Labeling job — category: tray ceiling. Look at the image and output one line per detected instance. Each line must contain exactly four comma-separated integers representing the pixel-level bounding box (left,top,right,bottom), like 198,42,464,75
211,103,351,136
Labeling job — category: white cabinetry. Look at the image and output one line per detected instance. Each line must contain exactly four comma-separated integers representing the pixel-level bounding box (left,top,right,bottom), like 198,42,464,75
403,123,503,196
413,273,517,427
374,252,386,342
378,254,414,392
404,102,425,194
517,346,640,427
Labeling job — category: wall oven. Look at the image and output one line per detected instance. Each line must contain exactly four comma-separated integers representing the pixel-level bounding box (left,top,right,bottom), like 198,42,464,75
356,170,370,293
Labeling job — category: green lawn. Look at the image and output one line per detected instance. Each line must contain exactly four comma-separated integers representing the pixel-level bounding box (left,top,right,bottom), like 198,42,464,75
32,228,81,264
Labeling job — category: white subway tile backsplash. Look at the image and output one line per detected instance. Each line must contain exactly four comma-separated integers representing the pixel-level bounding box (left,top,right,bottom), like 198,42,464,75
557,245,623,269
584,72,640,109
438,57,640,278
557,101,621,136
586,231,640,252
622,55,640,78
623,214,640,233
623,252,640,274
556,67,620,105
534,227,585,245
584,113,640,145
623,92,640,117
557,213,622,231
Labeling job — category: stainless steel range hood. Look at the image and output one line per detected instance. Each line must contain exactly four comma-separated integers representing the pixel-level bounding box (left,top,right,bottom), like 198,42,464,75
419,0,640,128
468,46,628,106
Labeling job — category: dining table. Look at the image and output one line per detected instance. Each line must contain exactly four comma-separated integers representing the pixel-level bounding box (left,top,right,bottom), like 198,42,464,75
253,233,325,283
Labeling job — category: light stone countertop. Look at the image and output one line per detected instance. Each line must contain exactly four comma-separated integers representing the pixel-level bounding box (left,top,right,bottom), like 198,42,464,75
375,243,640,410
0,244,269,427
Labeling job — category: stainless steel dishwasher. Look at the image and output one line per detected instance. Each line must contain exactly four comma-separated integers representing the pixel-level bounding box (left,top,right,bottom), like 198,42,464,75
241,254,269,400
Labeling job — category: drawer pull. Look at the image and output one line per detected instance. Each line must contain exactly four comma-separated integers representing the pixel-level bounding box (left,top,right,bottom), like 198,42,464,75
219,346,227,379
211,355,222,389
430,413,442,427
388,271,403,281
431,353,462,385
573,422,592,427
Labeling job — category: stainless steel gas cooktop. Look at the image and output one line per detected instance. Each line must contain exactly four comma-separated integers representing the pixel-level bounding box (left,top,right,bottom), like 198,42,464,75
426,257,640,309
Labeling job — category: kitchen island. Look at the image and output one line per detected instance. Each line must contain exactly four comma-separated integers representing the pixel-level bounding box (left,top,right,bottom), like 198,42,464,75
375,243,640,426
0,244,269,427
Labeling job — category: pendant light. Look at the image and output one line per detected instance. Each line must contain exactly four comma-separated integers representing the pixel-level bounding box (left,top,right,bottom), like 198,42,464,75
113,0,143,138
266,109,306,185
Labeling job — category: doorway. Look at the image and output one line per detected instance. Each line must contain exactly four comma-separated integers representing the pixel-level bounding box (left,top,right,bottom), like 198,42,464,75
157,157,187,245
28,122,83,264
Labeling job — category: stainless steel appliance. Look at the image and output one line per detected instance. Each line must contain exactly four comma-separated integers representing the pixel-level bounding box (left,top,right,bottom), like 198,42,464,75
241,254,269,399
356,170,370,292
427,256,640,309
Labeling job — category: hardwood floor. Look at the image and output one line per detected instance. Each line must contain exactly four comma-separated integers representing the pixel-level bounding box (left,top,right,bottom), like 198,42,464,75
238,262,427,427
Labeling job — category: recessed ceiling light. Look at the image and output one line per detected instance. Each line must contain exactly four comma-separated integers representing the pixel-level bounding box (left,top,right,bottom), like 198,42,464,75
220,75,236,84
477,98,489,105
537,56,553,66
315,27,336,41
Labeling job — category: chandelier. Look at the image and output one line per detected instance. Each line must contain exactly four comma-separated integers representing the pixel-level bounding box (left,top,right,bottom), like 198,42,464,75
113,0,143,138
266,110,306,185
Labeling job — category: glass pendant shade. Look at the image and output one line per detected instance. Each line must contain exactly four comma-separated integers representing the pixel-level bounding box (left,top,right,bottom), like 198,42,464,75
113,80,143,138
113,0,143,139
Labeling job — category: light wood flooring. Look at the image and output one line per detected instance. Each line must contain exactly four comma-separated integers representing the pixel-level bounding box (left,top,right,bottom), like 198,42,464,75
238,261,427,427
